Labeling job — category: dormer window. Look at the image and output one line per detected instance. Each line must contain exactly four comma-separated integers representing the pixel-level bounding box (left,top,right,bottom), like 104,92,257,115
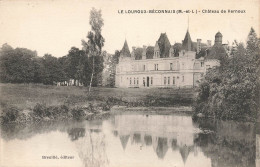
154,51,159,58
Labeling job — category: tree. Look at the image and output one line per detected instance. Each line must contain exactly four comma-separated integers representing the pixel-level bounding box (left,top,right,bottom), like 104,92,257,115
194,28,260,121
0,45,38,83
82,8,105,92
62,47,85,85
41,54,64,85
105,50,120,87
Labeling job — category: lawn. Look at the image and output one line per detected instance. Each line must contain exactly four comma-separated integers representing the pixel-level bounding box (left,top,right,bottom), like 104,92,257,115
0,83,196,111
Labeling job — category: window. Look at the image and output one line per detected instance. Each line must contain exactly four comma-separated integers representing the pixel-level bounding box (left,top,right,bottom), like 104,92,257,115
151,77,153,85
130,77,132,85
201,62,204,67
155,51,159,58
143,77,145,86
170,63,173,70
155,64,158,70
182,76,184,82
134,77,135,85
143,65,146,71
173,77,175,85
168,77,170,85
137,77,139,85
164,77,166,85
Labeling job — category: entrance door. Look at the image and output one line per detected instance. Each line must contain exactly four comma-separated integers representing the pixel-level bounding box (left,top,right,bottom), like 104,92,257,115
147,77,149,87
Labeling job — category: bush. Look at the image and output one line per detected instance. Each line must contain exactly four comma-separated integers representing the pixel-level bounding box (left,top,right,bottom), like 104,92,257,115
33,103,49,118
70,107,86,120
0,106,19,123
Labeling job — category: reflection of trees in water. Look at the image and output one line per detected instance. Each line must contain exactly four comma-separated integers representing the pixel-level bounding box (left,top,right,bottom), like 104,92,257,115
0,120,86,141
67,128,86,141
194,119,256,167
74,129,109,167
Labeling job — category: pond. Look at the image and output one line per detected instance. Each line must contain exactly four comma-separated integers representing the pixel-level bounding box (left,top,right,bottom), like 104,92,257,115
0,113,259,167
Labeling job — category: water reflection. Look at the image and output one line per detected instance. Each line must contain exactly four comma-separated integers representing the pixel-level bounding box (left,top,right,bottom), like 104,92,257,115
193,119,256,167
0,114,259,167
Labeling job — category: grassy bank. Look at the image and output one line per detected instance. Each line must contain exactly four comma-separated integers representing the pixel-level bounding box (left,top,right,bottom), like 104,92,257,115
0,83,195,124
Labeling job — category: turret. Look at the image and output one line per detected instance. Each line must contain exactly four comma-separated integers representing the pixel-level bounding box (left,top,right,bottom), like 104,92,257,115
215,32,223,45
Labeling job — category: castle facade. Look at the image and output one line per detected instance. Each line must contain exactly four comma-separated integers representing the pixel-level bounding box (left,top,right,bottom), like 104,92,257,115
115,31,227,88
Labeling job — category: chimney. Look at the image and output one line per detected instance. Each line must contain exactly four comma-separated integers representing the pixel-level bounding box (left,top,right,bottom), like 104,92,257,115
197,39,202,53
142,45,147,60
207,40,212,47
131,47,136,60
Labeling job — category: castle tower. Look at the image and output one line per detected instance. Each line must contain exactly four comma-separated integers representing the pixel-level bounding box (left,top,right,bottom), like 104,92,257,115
120,40,131,58
214,32,223,45
182,30,194,51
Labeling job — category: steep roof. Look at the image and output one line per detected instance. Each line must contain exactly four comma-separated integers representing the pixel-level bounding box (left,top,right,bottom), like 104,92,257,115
158,33,171,58
172,43,182,57
132,46,154,60
146,46,154,59
182,31,195,51
120,40,131,57
133,47,143,60
205,44,227,60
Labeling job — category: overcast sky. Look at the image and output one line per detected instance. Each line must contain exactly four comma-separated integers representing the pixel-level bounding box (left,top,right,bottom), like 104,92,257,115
0,0,259,57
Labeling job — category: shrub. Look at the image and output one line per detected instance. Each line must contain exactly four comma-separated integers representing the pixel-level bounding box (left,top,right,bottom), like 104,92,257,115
33,103,49,118
0,106,19,123
70,107,86,120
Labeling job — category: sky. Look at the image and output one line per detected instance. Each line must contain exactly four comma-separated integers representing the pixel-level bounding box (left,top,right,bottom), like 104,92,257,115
0,0,259,57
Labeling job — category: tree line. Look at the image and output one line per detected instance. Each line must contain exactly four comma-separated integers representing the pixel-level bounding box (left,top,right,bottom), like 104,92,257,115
0,44,104,86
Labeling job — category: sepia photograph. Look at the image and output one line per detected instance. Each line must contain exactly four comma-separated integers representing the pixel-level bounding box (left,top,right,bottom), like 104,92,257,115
0,0,259,167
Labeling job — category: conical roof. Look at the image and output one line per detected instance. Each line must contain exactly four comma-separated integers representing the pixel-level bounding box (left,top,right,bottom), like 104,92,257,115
157,33,171,58
120,40,131,57
182,30,195,51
